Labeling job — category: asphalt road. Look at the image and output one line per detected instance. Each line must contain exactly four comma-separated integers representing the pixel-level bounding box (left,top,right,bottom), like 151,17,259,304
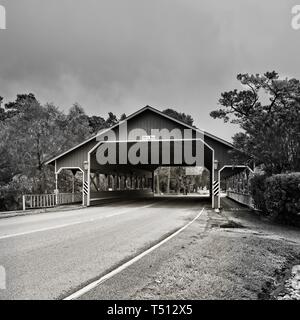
0,197,206,300
76,197,300,300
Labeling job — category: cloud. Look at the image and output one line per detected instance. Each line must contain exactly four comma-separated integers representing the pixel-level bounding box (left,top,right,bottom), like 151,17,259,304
0,0,299,141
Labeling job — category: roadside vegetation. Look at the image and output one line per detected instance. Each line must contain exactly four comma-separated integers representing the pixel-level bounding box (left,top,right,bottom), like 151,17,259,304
210,72,300,226
154,167,210,195
0,94,125,211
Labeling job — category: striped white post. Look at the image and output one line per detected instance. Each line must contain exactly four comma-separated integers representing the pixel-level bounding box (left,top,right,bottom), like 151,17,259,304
213,180,219,197
213,179,220,210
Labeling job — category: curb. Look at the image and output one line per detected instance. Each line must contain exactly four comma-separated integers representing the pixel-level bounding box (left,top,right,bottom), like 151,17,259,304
0,205,84,220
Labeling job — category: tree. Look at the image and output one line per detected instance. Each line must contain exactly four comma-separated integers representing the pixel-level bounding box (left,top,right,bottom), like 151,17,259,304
0,96,5,121
0,95,64,209
0,97,93,210
88,115,106,134
162,108,194,126
120,113,127,121
62,103,91,148
105,112,118,127
0,94,127,210
210,72,300,175
4,93,38,119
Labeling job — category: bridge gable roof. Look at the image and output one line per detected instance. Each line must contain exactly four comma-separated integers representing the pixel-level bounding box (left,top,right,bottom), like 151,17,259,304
46,105,234,165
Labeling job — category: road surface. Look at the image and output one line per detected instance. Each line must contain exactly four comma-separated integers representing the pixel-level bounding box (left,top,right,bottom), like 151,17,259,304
0,197,206,300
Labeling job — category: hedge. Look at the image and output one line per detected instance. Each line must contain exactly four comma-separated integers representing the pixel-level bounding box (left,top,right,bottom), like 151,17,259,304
264,173,300,225
249,174,268,213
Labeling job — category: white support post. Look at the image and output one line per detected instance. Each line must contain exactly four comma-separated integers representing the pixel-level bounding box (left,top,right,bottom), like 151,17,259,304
211,151,215,209
22,195,26,211
55,173,58,205
218,169,221,209
82,171,85,206
87,153,91,206
72,174,75,203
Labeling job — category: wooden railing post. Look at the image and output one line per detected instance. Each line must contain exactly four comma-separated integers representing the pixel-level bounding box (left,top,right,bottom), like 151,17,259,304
22,195,26,211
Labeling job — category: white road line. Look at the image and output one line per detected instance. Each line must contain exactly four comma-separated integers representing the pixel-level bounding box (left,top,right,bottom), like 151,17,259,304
0,203,157,240
63,207,205,300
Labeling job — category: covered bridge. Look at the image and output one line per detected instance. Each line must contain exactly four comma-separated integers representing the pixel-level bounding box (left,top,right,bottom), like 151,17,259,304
46,106,252,209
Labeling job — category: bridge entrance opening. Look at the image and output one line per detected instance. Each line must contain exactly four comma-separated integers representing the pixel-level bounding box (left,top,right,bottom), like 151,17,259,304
154,166,210,198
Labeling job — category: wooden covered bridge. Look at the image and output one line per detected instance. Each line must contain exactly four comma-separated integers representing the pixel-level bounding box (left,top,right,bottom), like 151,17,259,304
24,106,254,210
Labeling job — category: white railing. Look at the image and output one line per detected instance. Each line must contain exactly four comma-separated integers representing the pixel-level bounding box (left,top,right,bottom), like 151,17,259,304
57,193,82,205
22,193,82,211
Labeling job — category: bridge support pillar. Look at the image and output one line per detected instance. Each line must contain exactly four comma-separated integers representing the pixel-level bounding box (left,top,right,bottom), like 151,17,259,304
83,169,89,207
213,169,220,210
55,173,59,205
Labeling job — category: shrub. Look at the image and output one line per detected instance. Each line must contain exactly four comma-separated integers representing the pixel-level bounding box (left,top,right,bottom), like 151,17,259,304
264,173,300,225
249,174,268,213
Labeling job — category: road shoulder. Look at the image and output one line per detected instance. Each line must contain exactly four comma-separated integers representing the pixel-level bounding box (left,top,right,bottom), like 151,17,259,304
78,202,300,300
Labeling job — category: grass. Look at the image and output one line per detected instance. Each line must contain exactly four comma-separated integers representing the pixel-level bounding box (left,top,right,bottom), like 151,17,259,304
130,216,300,300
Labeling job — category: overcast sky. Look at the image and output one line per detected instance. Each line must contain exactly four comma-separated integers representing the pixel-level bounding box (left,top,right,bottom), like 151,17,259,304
0,0,299,141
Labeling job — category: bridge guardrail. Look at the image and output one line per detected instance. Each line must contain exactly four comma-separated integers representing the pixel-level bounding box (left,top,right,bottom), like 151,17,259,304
22,193,82,211
226,191,255,209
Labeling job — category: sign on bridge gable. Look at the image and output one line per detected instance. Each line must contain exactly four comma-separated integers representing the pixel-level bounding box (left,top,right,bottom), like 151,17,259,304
185,167,203,176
